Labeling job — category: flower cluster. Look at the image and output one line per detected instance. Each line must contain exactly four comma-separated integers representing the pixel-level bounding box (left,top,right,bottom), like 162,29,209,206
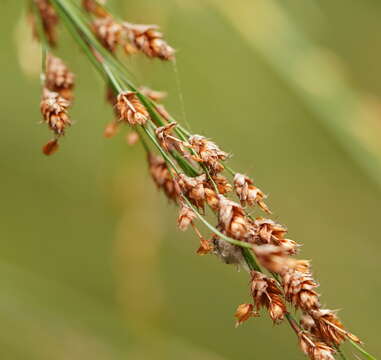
29,1,366,359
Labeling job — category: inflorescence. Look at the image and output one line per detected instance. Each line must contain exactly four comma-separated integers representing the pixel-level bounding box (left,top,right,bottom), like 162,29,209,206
29,1,368,359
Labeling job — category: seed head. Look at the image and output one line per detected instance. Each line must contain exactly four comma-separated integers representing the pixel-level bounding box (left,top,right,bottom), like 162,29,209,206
117,92,149,125
40,89,71,136
250,271,287,324
234,173,271,213
123,22,175,60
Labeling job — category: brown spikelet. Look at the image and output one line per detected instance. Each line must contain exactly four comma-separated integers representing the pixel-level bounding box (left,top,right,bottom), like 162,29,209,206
250,271,287,324
218,195,252,240
212,175,232,194
42,139,59,156
177,203,196,231
204,188,219,211
308,309,361,346
117,92,149,125
177,173,207,210
188,135,228,174
123,22,175,60
298,332,336,360
45,54,75,100
155,123,189,156
234,173,271,213
282,269,320,311
40,89,71,136
33,0,59,47
93,17,124,52
234,303,257,327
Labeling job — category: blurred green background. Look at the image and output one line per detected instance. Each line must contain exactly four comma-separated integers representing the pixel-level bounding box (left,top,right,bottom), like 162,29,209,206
1,0,380,358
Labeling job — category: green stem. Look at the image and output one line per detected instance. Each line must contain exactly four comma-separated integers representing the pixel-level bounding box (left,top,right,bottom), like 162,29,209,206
349,340,377,360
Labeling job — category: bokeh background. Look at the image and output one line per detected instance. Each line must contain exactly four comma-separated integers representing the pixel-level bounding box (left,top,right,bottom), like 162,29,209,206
1,0,381,359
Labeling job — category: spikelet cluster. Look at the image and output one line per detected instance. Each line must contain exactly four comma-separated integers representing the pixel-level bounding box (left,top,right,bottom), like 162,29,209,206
39,54,75,155
28,2,365,359
83,2,175,61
